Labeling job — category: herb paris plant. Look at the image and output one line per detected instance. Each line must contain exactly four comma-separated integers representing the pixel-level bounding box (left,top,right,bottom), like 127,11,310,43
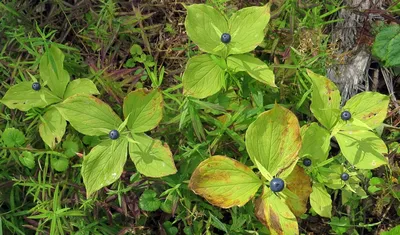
182,3,276,99
55,89,177,197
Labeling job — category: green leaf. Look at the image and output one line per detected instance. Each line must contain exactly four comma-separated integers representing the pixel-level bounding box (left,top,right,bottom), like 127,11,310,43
185,4,229,56
317,164,345,190
123,89,163,133
129,133,177,177
39,108,67,149
310,183,332,218
82,138,128,198
308,70,341,130
130,44,143,55
189,155,262,208
0,82,61,111
62,139,80,158
39,45,70,98
330,217,350,235
139,189,161,212
381,225,400,235
285,166,312,217
227,54,276,87
372,25,400,67
51,156,69,172
228,4,270,54
1,128,25,147
245,104,301,178
342,92,390,130
56,95,122,136
335,130,388,169
255,188,299,235
63,79,100,99
19,151,35,169
183,54,225,99
299,123,331,164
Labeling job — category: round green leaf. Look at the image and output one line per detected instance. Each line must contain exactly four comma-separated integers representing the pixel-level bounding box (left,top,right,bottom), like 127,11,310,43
245,104,301,178
19,151,35,169
62,139,80,158
189,155,262,209
51,156,69,172
139,189,161,212
1,128,25,147
183,54,225,99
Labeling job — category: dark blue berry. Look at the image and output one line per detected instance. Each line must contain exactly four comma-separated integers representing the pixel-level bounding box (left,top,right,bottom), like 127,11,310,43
341,111,351,121
221,33,231,43
341,173,349,181
32,82,41,91
303,158,312,167
270,178,285,192
109,130,120,140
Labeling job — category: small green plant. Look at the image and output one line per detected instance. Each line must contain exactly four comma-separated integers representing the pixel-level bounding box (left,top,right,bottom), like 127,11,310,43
182,3,276,99
55,89,177,197
0,44,99,149
189,104,309,234
372,24,400,67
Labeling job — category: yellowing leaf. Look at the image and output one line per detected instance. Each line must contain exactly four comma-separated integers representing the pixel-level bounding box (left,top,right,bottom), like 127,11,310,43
123,89,163,133
335,130,388,169
245,104,301,177
343,92,390,130
39,108,66,149
308,70,341,131
129,133,177,178
255,188,299,235
183,54,225,99
64,78,100,99
285,166,312,216
189,155,262,208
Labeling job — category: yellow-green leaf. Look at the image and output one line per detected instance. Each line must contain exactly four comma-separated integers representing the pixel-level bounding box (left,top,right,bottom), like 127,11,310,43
227,54,276,87
308,70,341,130
342,92,390,129
183,54,225,99
56,95,122,136
82,138,128,198
129,133,177,177
299,123,331,164
335,130,388,169
64,78,99,99
123,89,163,133
1,82,61,111
39,108,66,149
255,188,299,235
245,104,301,177
310,183,332,218
228,4,271,54
189,155,262,208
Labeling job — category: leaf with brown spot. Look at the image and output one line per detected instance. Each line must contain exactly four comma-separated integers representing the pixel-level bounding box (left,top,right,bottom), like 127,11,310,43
245,104,301,178
342,92,390,130
307,70,341,131
285,166,312,216
255,187,299,235
123,89,163,133
189,155,262,209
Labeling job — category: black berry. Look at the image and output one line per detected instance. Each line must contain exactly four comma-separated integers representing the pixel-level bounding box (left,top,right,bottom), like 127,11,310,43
109,130,120,140
221,33,231,44
32,82,41,91
303,158,312,167
341,173,349,181
341,111,351,121
270,178,285,192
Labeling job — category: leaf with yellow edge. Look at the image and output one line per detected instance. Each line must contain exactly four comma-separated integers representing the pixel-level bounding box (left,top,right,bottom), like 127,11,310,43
189,155,262,208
